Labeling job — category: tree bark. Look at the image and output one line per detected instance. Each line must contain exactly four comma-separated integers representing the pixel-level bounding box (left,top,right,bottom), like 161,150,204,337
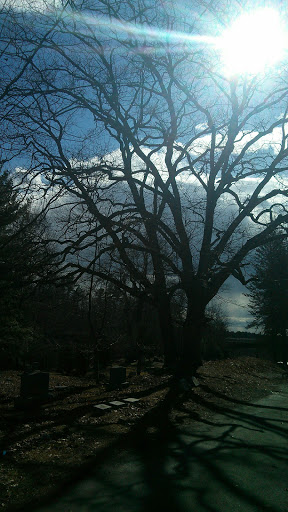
157,295,177,369
178,301,206,375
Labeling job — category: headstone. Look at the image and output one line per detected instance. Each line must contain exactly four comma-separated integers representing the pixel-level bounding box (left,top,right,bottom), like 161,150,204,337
20,371,49,400
109,366,126,388
123,397,140,403
15,371,50,409
109,401,125,408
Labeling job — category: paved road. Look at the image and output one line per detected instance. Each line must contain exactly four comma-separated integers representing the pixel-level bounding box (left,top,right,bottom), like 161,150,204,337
33,384,288,512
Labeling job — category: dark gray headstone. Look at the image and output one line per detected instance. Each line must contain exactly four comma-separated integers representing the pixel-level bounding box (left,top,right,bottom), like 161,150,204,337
20,371,49,399
109,366,126,387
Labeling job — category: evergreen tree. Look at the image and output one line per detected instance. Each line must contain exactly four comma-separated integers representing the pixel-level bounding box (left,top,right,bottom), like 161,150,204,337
247,237,288,364
0,170,58,367
0,171,54,293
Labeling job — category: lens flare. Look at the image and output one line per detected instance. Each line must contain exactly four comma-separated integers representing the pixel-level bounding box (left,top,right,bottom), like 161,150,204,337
217,8,288,76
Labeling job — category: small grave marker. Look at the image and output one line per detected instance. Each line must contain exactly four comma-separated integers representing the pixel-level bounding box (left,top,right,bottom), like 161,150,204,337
93,403,111,412
109,401,125,408
123,398,140,403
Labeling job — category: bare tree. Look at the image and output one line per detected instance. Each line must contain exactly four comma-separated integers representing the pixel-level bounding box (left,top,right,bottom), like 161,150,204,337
3,0,288,374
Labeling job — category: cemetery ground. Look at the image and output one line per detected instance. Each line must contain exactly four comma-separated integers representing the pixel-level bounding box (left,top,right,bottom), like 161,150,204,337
0,357,286,511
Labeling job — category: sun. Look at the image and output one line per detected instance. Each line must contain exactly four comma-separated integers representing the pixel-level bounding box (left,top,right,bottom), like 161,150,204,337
218,8,288,76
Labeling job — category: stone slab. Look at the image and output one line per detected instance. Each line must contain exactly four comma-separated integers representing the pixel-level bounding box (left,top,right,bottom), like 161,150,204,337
109,401,125,407
93,404,111,411
123,398,140,403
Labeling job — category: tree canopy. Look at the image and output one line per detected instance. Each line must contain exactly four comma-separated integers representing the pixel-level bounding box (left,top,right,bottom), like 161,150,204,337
2,0,288,372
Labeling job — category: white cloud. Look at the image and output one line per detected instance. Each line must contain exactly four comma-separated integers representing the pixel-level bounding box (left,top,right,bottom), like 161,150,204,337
188,125,286,158
234,127,285,154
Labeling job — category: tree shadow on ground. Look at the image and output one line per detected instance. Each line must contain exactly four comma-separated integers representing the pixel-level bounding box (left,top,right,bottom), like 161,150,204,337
198,380,288,411
20,378,288,512
0,379,169,460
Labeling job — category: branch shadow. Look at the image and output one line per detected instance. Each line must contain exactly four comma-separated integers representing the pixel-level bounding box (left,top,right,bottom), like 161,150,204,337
17,381,288,512
0,379,170,456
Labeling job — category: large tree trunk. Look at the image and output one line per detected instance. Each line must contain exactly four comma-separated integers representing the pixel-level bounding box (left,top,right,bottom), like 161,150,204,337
178,301,206,376
157,295,177,369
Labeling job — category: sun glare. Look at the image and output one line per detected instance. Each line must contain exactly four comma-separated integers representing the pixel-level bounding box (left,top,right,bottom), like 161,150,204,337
218,8,288,76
